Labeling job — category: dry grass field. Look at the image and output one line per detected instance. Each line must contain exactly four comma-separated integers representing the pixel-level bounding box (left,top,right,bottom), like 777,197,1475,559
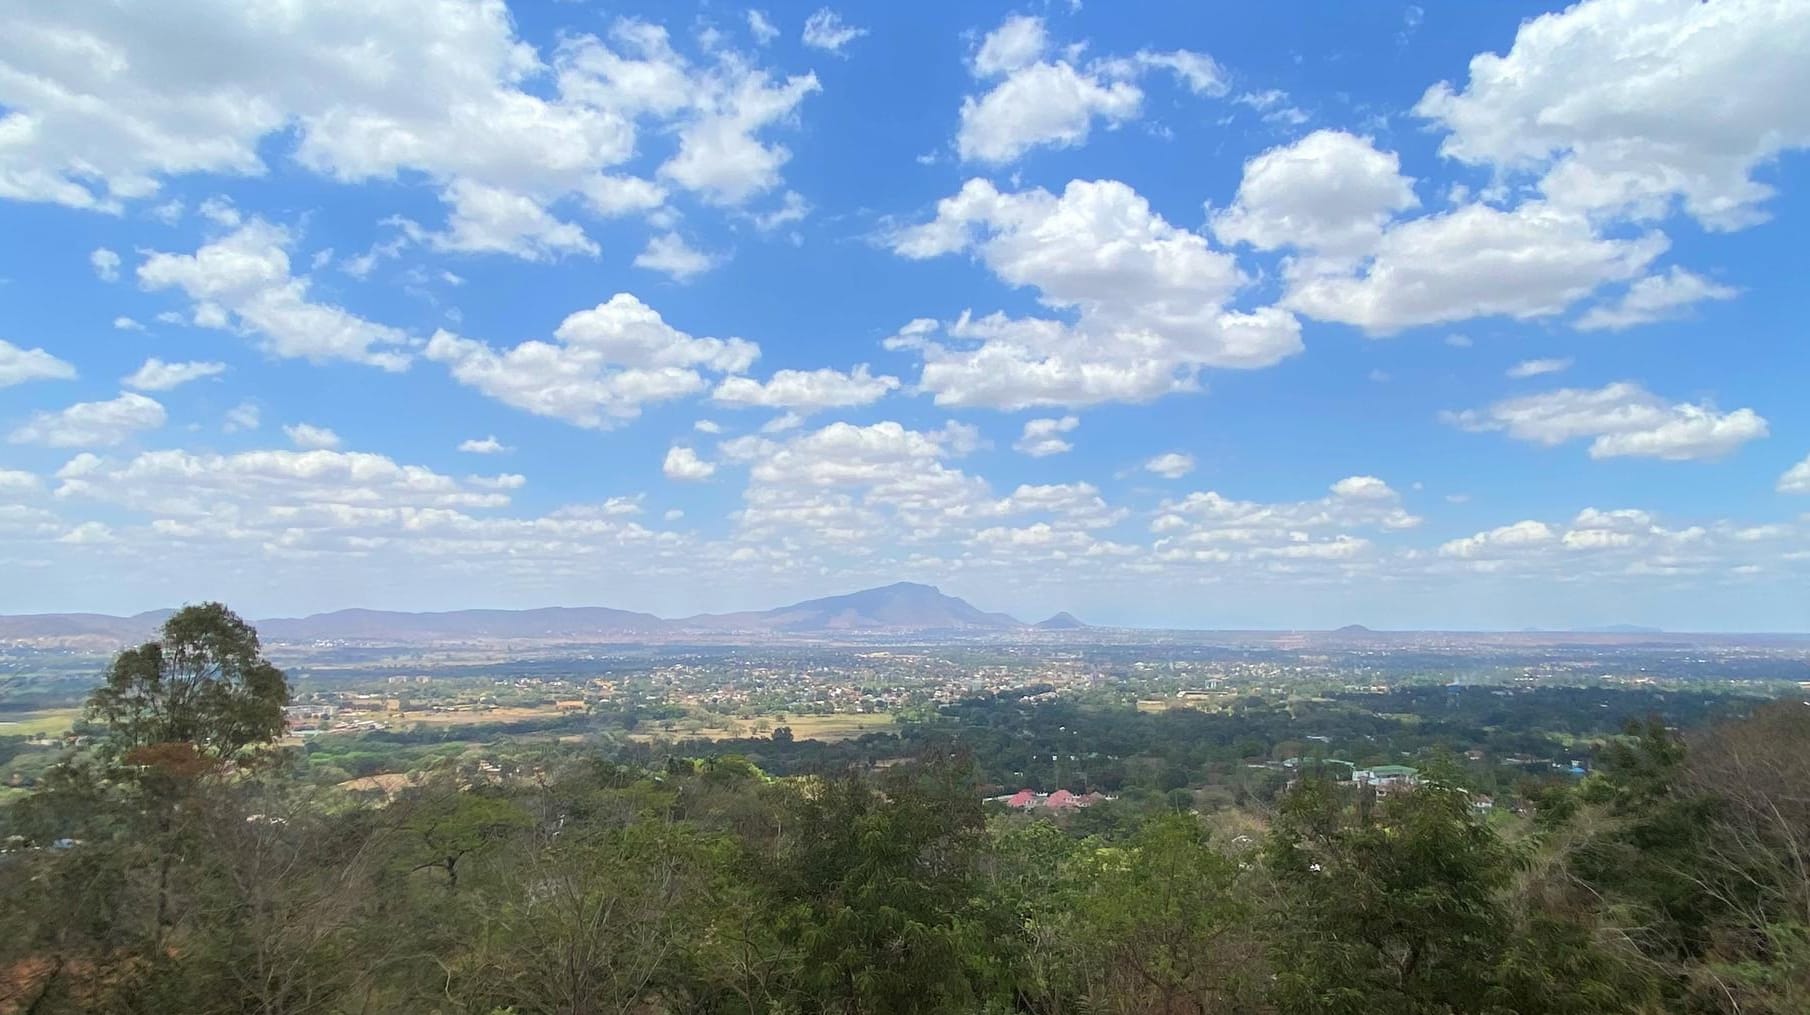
336,772,424,795
0,708,82,737
629,712,897,743
392,704,568,726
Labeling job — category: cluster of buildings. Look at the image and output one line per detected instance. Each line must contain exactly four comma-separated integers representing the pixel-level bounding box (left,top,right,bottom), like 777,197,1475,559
993,788,1115,811
1352,764,1420,793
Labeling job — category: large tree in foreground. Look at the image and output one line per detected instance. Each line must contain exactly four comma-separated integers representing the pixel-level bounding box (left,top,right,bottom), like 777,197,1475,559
84,602,290,761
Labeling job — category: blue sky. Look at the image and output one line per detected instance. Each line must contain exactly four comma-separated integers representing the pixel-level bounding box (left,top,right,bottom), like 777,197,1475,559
1,0,1808,630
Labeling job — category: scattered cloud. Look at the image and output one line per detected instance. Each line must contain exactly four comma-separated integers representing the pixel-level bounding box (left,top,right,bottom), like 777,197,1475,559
1575,267,1739,331
889,177,1299,408
801,9,867,54
1284,201,1664,334
55,447,517,517
419,179,599,261
1779,454,1810,494
1431,506,1795,582
1212,130,1417,259
634,232,720,281
1148,475,1420,573
138,220,412,370
1133,50,1227,97
426,293,757,428
652,44,821,206
1234,89,1310,126
90,247,120,281
712,365,899,411
57,521,117,545
1506,357,1572,379
970,14,1048,77
760,411,805,434
663,445,716,480
1415,0,1810,230
1014,416,1079,457
458,435,512,455
1439,519,1557,559
1446,381,1769,461
9,392,166,447
122,358,226,391
0,339,77,387
954,15,1222,166
0,469,40,495
283,423,343,450
1145,452,1195,479
0,4,822,267
957,20,1140,164
750,190,810,231
223,402,260,433
746,10,779,46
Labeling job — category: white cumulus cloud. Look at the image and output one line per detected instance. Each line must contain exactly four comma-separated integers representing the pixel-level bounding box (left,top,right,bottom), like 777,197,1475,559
634,232,719,281
953,14,1223,166
0,4,821,260
1014,416,1079,457
712,364,898,411
890,177,1300,408
1446,381,1769,461
1284,201,1664,334
1145,452,1195,479
1778,454,1810,495
1213,130,1418,258
138,220,412,370
1415,0,1810,231
0,339,77,387
426,293,758,428
1575,267,1739,331
90,247,121,281
9,392,166,447
958,52,1141,165
663,445,716,480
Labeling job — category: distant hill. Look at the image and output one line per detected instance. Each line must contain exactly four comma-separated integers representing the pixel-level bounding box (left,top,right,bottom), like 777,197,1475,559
683,582,1023,633
1333,624,1375,634
1034,612,1089,630
0,609,172,646
257,606,668,643
0,583,1038,646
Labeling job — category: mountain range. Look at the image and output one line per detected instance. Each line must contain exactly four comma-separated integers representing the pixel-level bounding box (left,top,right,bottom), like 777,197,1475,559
0,582,1086,647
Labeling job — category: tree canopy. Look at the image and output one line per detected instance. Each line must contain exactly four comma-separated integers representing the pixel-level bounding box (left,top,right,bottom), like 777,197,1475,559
83,602,289,761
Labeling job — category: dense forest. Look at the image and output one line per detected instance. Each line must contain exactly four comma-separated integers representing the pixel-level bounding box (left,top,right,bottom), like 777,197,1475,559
4,605,1808,1013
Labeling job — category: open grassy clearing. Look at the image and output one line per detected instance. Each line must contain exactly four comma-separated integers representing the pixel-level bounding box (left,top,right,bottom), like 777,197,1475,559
0,708,82,737
335,772,425,795
630,712,897,743
389,704,570,726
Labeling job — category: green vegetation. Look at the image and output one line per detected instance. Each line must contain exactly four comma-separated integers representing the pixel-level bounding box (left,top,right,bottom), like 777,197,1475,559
3,608,1808,1012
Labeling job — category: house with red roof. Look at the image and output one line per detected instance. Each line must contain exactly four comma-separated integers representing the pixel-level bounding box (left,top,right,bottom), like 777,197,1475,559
1006,788,1039,809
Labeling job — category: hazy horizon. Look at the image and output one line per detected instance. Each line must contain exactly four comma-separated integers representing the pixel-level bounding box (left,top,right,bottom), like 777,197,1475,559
5,582,1808,637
